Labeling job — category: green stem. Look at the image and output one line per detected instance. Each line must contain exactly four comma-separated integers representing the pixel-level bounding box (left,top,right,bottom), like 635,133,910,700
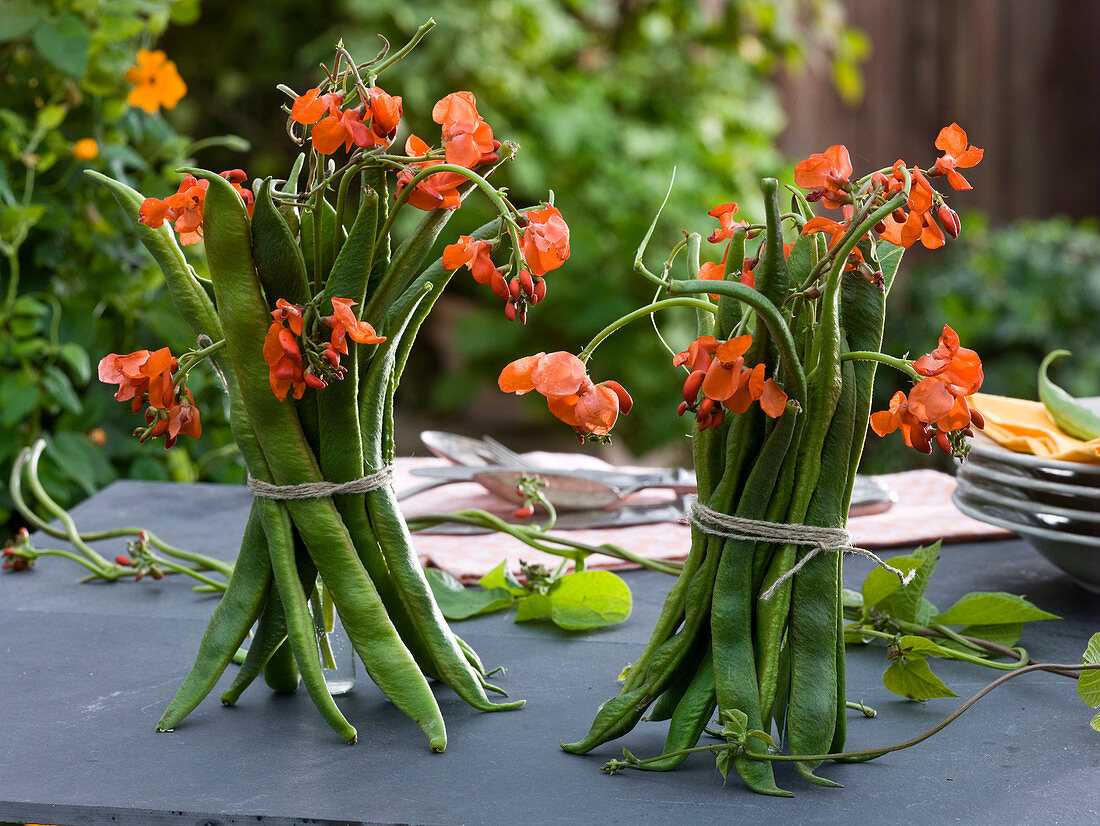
367,18,436,78
855,627,1028,672
633,169,677,287
839,350,920,382
156,558,227,590
577,298,717,364
612,663,1100,771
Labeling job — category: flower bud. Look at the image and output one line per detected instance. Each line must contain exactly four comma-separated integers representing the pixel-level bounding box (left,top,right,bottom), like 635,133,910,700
969,408,985,430
508,277,521,301
892,207,907,224
874,220,887,234
682,370,704,405
519,269,535,299
532,278,547,304
504,301,517,322
935,430,952,455
490,271,509,301
513,505,535,519
304,372,327,389
711,408,725,429
115,555,133,566
677,401,689,417
937,205,960,239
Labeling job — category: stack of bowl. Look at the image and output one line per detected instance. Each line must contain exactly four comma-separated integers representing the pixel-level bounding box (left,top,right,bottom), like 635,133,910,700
954,431,1100,592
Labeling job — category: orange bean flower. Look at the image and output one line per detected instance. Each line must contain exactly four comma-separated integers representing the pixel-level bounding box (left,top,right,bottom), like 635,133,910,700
125,49,187,113
442,236,497,285
499,351,631,438
674,334,788,429
932,123,983,191
520,205,570,276
794,144,853,209
98,348,176,412
707,202,748,244
433,91,498,169
396,134,466,211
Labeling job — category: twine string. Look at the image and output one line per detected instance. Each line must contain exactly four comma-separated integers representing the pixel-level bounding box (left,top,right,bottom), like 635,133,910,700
247,466,394,499
688,500,916,601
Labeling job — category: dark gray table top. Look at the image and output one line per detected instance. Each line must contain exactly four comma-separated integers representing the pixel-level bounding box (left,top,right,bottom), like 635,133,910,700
2,480,1098,826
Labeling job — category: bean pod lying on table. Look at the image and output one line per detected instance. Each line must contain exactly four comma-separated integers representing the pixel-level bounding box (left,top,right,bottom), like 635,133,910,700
90,30,572,751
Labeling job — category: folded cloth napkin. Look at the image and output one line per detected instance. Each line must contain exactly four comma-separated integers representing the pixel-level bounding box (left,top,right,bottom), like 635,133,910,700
970,392,1100,464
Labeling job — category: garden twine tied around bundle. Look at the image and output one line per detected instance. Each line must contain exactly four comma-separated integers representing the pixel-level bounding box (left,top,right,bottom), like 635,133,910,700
247,466,394,500
688,500,916,600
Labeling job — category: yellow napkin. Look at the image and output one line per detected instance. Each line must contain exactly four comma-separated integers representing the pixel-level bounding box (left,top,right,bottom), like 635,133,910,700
970,392,1100,464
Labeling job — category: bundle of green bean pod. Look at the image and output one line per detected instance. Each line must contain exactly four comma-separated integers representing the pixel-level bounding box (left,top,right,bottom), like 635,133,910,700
556,128,986,793
87,30,581,751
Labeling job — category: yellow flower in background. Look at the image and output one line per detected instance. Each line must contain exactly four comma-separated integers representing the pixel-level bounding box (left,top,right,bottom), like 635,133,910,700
72,138,99,160
125,49,187,113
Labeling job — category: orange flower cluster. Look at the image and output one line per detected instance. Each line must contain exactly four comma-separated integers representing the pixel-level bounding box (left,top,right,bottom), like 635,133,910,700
674,335,788,430
441,204,568,323
125,49,187,114
98,348,201,448
396,92,501,211
139,170,253,246
797,124,982,257
700,203,756,296
290,85,403,156
499,351,631,440
263,297,385,401
870,325,985,456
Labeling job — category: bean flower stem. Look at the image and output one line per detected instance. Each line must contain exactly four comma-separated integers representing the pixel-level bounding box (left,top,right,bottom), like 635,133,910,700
609,663,1100,772
576,298,718,364
839,350,922,382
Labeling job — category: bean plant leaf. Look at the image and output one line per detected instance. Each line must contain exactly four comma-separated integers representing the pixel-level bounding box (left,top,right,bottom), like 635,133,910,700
424,568,514,620
716,748,735,782
897,635,956,659
42,366,82,415
58,342,90,384
1091,712,1100,734
548,570,631,630
876,541,942,623
0,0,43,41
514,592,552,623
882,657,957,701
935,592,1059,626
861,557,922,610
479,561,527,596
1078,633,1100,708
841,588,864,610
0,372,41,426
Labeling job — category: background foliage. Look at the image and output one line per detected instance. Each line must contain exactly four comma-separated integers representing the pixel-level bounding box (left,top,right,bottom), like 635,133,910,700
0,0,244,533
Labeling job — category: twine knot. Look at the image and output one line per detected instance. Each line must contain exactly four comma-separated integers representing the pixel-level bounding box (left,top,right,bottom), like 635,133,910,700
247,466,394,500
688,500,916,601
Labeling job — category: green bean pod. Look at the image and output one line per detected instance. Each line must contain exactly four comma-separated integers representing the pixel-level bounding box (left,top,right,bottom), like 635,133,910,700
262,498,358,743
634,650,716,772
220,586,288,705
198,168,447,751
262,639,301,693
156,501,271,731
252,177,310,308
1039,350,1100,441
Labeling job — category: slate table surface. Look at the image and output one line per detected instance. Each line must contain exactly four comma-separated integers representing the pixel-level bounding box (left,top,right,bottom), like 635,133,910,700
2,479,1098,826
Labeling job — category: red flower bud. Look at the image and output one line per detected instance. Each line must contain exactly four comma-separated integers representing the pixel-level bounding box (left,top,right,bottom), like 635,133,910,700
874,220,887,234
519,269,535,299
304,372,327,389
151,567,164,580
937,205,960,239
504,301,517,322
490,270,510,301
508,277,521,301
711,408,725,429
935,430,952,455
892,207,908,224
677,401,689,417
532,278,547,304
513,505,535,519
115,555,133,566
970,408,985,430
682,370,704,404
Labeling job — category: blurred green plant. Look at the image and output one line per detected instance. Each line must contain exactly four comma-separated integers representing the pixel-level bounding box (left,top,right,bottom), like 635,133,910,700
863,214,1100,474
159,0,865,455
0,0,244,532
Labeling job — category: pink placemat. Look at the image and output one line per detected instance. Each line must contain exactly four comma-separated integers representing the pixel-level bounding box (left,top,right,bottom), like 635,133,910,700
396,456,1011,583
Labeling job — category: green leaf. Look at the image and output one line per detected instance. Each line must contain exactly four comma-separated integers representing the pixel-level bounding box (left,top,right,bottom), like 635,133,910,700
548,570,632,630
0,0,43,41
861,557,921,609
36,104,67,132
12,295,48,317
841,588,863,610
935,592,1059,626
478,560,527,596
882,657,958,701
58,342,91,384
424,567,514,621
1078,633,1100,708
49,430,110,496
914,596,939,626
32,13,91,78
1091,711,1100,733
515,592,552,623
716,748,734,781
897,635,957,659
41,366,82,415
747,729,776,748
939,623,1024,657
876,541,942,623
0,372,41,426
719,708,748,739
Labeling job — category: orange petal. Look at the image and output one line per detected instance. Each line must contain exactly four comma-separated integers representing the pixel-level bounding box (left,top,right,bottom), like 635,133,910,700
531,351,586,397
759,379,788,418
934,123,968,157
716,335,753,363
499,353,545,395
574,384,620,435
907,378,955,423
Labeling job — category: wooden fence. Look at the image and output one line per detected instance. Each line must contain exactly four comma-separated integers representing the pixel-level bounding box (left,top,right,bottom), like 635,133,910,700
779,0,1100,223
